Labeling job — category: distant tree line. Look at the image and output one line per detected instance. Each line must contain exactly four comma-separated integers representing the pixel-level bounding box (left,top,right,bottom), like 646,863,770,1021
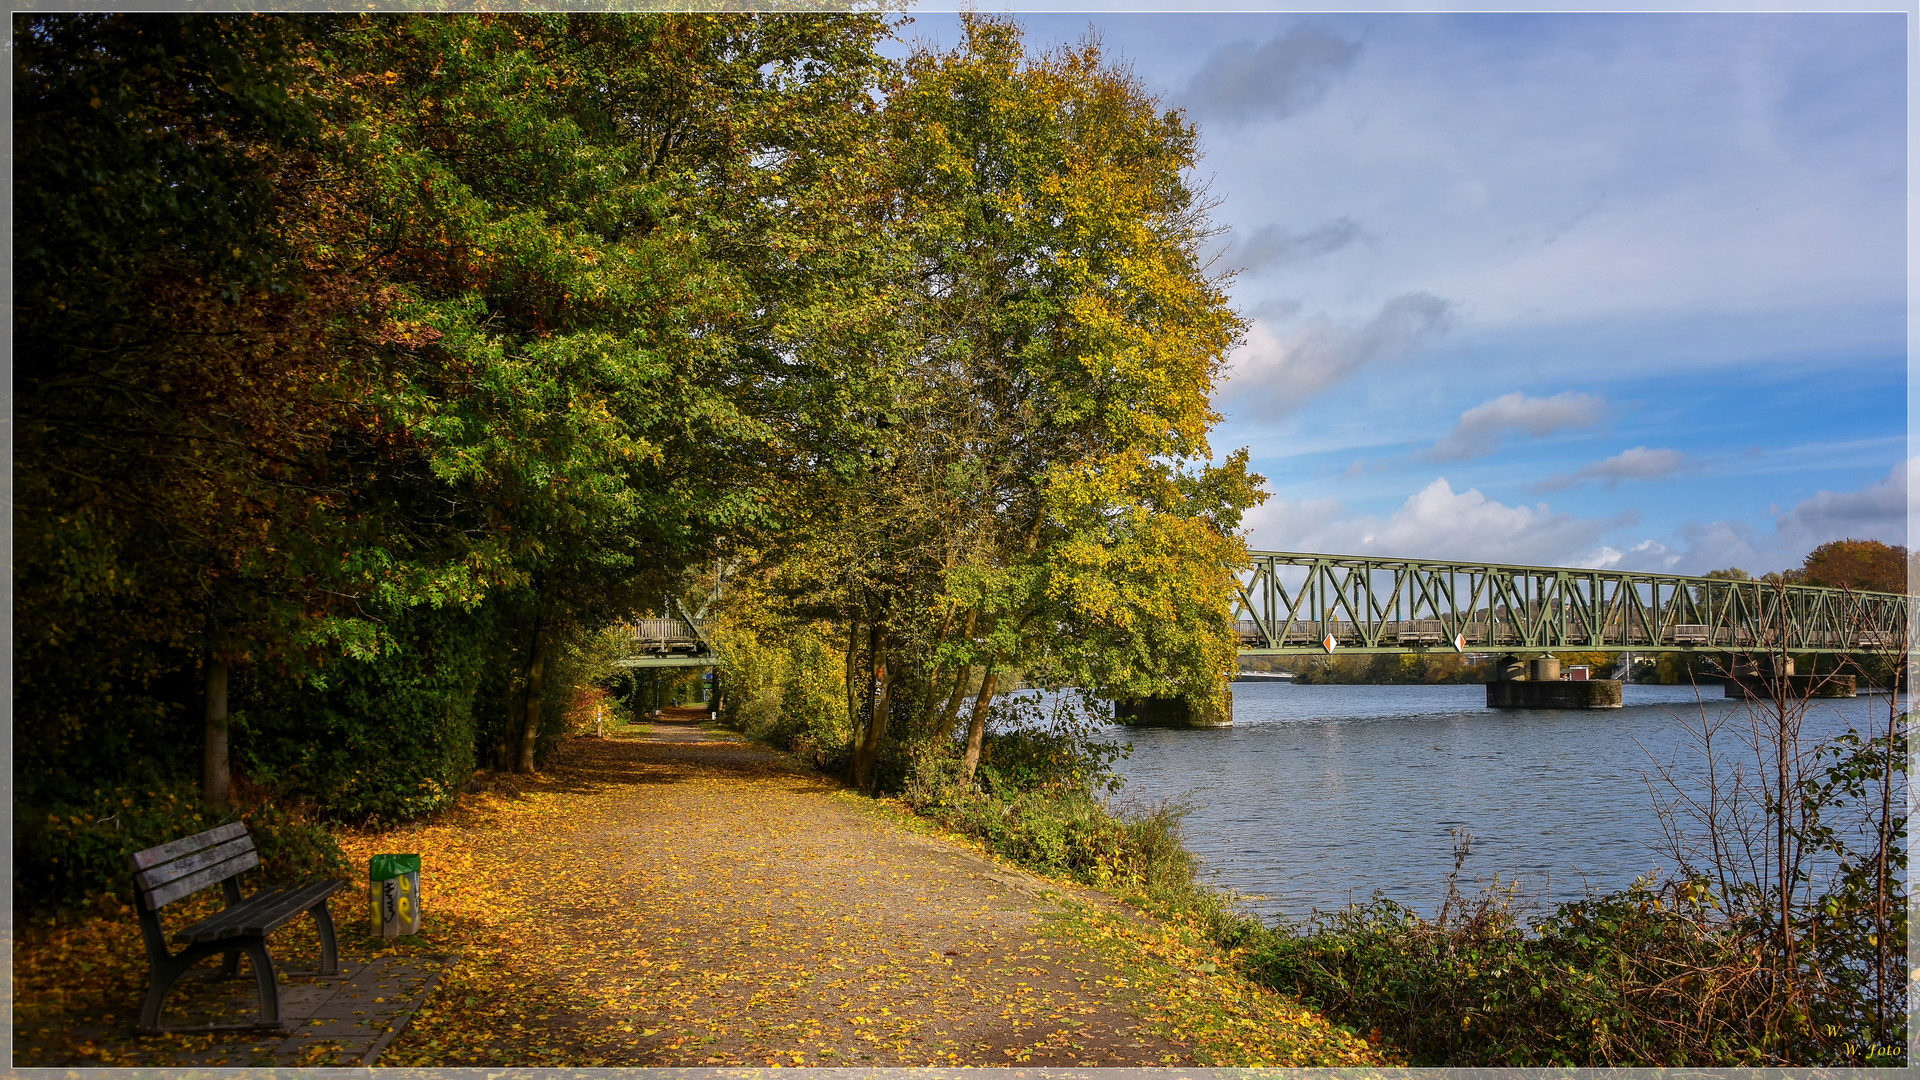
1704,538,1912,594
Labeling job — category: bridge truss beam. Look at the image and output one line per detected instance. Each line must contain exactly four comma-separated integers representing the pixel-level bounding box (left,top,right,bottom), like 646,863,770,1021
1235,551,1907,656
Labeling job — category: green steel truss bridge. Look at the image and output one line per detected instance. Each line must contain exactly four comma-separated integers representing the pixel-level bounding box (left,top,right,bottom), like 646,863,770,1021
1235,551,1908,656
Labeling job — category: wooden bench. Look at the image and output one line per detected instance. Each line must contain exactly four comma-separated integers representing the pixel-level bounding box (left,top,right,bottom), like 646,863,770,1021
129,822,347,1034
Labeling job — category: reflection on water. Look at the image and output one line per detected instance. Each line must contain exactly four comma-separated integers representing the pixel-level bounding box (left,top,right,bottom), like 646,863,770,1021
1085,681,1904,921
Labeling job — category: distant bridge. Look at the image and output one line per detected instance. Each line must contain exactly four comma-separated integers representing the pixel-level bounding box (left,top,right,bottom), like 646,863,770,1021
618,594,717,669
1235,551,1908,656
616,550,1910,670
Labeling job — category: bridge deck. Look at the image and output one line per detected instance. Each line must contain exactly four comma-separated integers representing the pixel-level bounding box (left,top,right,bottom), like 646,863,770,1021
1235,551,1906,656
618,614,716,668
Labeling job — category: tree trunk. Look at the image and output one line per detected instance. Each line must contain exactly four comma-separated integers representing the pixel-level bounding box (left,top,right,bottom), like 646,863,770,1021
496,682,518,771
930,611,978,734
844,617,861,736
959,666,999,787
516,620,548,774
853,623,891,792
202,654,231,812
938,664,973,735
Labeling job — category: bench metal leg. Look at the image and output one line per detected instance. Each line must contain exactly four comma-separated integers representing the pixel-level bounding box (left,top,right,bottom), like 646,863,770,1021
137,939,289,1036
310,899,340,976
138,951,197,1034
244,938,282,1029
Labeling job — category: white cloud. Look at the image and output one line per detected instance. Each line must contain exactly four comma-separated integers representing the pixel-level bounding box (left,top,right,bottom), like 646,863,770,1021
1223,292,1452,413
1245,461,1912,577
1585,539,1686,573
1775,458,1909,549
1180,15,1903,363
1179,27,1361,125
1535,446,1687,492
1426,391,1605,461
1246,477,1619,565
1592,461,1911,576
1670,521,1769,575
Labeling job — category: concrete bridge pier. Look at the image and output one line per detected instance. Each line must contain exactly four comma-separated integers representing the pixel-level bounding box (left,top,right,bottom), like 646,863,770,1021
1486,653,1624,709
1113,687,1233,728
1724,656,1856,699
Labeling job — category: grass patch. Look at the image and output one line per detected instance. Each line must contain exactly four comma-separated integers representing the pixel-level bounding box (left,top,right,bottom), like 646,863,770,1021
1040,899,1398,1066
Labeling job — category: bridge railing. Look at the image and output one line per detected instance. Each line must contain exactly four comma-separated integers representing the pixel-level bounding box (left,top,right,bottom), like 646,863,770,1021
1235,551,1909,655
633,616,703,647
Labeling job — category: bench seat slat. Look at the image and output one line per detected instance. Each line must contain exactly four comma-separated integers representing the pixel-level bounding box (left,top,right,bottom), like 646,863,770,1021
174,901,253,944
173,880,347,944
232,881,346,936
129,822,248,872
229,883,343,933
141,851,260,910
172,887,302,944
133,836,257,892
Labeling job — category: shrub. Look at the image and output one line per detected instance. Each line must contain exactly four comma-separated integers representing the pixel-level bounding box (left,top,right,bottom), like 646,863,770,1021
15,784,347,912
231,603,485,826
911,783,1206,904
970,692,1127,796
716,622,849,755
1244,875,1905,1066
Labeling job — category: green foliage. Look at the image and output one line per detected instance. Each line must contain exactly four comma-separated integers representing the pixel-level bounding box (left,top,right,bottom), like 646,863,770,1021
755,13,1264,793
232,604,487,826
967,695,1128,798
16,786,346,912
716,620,851,757
1245,875,1902,1066
884,692,1215,910
896,741,1205,910
13,10,905,899
922,786,1201,901
1245,883,1714,1066
241,804,353,887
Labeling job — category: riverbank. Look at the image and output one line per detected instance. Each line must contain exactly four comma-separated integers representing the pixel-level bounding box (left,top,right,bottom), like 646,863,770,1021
11,710,1391,1067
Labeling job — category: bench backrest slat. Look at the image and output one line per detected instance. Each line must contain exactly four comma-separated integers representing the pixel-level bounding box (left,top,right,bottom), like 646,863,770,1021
141,850,260,910
129,822,248,872
132,835,256,893
129,823,261,911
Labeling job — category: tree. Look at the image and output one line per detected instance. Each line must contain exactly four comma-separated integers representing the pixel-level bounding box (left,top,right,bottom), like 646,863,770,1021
302,12,900,771
14,13,381,811
1798,539,1910,594
760,15,1263,792
13,6,905,850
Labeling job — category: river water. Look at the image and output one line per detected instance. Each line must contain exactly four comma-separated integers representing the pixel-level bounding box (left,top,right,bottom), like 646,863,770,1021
1076,681,1904,922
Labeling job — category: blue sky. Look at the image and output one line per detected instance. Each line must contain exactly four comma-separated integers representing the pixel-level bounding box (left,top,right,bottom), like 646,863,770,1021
893,9,1909,574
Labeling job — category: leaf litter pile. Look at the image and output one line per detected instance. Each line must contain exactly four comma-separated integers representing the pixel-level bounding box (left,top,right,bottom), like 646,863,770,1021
15,710,1393,1067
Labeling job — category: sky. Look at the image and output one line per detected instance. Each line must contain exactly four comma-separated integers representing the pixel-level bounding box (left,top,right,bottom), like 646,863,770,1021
892,7,1910,575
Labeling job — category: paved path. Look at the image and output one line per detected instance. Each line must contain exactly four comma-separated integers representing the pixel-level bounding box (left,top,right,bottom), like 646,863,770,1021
13,926,451,1066
375,712,1191,1066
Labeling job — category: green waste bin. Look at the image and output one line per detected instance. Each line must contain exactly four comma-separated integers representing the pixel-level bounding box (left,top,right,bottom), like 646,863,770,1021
369,853,422,937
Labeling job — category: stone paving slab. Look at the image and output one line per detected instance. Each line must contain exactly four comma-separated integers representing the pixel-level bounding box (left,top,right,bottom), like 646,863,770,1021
17,954,454,1067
